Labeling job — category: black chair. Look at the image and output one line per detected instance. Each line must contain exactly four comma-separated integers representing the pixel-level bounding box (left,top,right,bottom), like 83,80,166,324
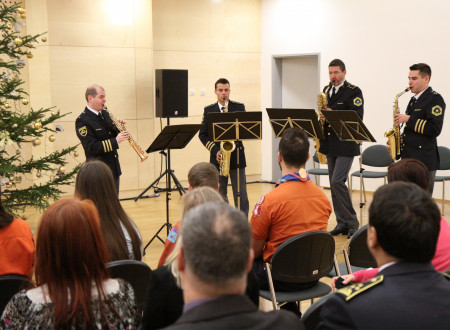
0,275,34,315
301,293,334,330
259,231,337,312
307,153,329,186
106,260,151,310
443,269,450,276
435,146,450,214
349,144,394,202
328,225,377,277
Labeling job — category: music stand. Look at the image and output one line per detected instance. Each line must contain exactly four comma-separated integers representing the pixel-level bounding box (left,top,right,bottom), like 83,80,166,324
137,124,201,253
266,108,324,139
322,110,376,223
207,111,262,211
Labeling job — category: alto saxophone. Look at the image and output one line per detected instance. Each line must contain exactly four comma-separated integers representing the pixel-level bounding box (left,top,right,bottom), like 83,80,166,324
315,85,331,164
218,99,235,176
104,106,149,162
384,87,411,161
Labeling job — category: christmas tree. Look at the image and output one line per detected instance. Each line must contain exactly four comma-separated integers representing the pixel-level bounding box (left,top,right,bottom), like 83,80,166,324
0,2,80,216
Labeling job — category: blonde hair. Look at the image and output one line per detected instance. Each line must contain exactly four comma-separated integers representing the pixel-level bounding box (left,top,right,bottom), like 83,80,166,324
165,187,223,286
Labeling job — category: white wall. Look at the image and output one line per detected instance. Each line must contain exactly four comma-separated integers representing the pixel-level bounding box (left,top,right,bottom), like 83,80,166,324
261,0,450,197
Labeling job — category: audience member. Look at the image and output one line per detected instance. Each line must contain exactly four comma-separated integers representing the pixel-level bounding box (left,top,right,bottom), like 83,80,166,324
0,198,34,278
332,159,450,288
158,162,219,267
250,128,331,314
75,160,142,261
1,198,140,328
319,182,450,329
165,202,303,329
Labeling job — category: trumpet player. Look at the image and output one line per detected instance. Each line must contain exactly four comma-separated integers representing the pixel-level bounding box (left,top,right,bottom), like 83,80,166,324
75,84,129,193
320,59,364,239
394,63,446,194
199,78,249,215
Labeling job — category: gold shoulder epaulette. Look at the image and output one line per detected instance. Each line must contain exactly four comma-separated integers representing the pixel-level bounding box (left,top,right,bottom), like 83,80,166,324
336,275,383,301
346,82,357,89
442,272,450,280
205,103,216,108
432,91,440,96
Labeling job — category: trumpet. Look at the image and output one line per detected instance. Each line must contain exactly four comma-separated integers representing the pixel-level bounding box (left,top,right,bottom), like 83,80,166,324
104,106,148,162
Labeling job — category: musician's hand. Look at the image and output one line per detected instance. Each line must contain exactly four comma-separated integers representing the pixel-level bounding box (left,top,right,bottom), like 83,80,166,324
394,114,410,125
325,107,332,111
116,131,130,144
216,150,223,163
319,111,325,121
117,118,127,125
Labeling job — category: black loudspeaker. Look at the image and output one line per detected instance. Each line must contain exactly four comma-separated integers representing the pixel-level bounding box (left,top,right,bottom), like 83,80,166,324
155,69,188,118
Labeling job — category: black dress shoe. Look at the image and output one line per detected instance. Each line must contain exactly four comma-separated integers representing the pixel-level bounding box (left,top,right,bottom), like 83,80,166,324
329,226,348,236
348,228,357,239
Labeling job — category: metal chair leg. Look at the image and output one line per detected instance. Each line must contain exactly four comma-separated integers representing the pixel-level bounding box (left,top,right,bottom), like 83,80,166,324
265,262,278,310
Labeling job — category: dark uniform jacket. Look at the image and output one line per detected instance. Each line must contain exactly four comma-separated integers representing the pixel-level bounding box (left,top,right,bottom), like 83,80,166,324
401,87,445,171
165,294,304,330
199,100,246,169
318,262,450,330
319,81,364,157
75,107,121,179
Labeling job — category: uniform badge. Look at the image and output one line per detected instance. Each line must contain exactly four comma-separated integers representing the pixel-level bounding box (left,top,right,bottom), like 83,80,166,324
299,168,308,180
78,126,87,137
353,97,362,106
432,105,443,116
253,195,265,216
336,275,383,301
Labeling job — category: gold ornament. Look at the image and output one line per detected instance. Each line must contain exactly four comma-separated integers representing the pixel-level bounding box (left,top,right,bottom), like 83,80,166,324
26,52,33,59
25,42,33,47
4,103,10,109
12,123,18,128
33,138,41,146
20,14,26,19
74,151,79,157
34,122,42,129
58,166,66,174
17,7,26,15
21,98,29,105
36,172,42,178
41,37,47,42
13,37,23,46
43,197,48,202
48,135,56,142
6,22,12,30
16,149,21,155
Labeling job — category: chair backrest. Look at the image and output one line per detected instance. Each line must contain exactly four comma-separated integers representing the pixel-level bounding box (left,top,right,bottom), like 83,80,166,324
0,275,34,315
301,293,334,330
361,144,394,167
106,260,151,308
348,225,377,268
313,153,320,164
271,231,335,284
438,146,450,171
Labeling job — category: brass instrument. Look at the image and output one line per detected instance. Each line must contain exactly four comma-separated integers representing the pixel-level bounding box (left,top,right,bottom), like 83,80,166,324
219,140,235,177
315,85,331,164
104,106,149,162
384,87,411,161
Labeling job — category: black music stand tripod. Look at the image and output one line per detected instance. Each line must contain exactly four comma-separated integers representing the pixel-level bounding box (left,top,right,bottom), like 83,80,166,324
138,124,201,253
207,111,262,211
323,110,375,224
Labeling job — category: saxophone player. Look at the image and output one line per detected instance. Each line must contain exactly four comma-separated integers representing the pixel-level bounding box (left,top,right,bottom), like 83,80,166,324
199,78,249,215
394,63,446,194
320,59,364,238
75,84,129,193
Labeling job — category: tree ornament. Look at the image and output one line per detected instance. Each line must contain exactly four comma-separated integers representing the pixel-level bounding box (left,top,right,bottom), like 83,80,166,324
21,98,29,105
33,138,41,146
36,172,42,178
25,42,33,47
23,129,27,133
74,151,79,157
17,7,26,15
16,150,21,155
6,22,12,30
58,166,66,174
34,122,42,129
20,14,26,19
48,135,56,142
12,123,18,128
41,36,47,42
4,103,10,109
13,37,23,46
26,52,33,59
43,197,48,202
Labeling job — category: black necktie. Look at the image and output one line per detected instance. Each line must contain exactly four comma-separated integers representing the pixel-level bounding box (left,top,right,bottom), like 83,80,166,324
408,97,416,108
221,106,225,112
98,111,104,120
331,87,336,98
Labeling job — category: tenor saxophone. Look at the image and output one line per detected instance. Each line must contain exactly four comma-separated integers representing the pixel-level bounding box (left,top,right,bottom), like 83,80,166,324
315,85,331,164
104,106,149,162
384,87,411,161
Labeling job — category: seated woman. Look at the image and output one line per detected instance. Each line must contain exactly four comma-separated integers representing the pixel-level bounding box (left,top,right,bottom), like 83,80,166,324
75,160,142,261
1,198,140,328
0,198,34,278
333,158,450,288
141,187,259,330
